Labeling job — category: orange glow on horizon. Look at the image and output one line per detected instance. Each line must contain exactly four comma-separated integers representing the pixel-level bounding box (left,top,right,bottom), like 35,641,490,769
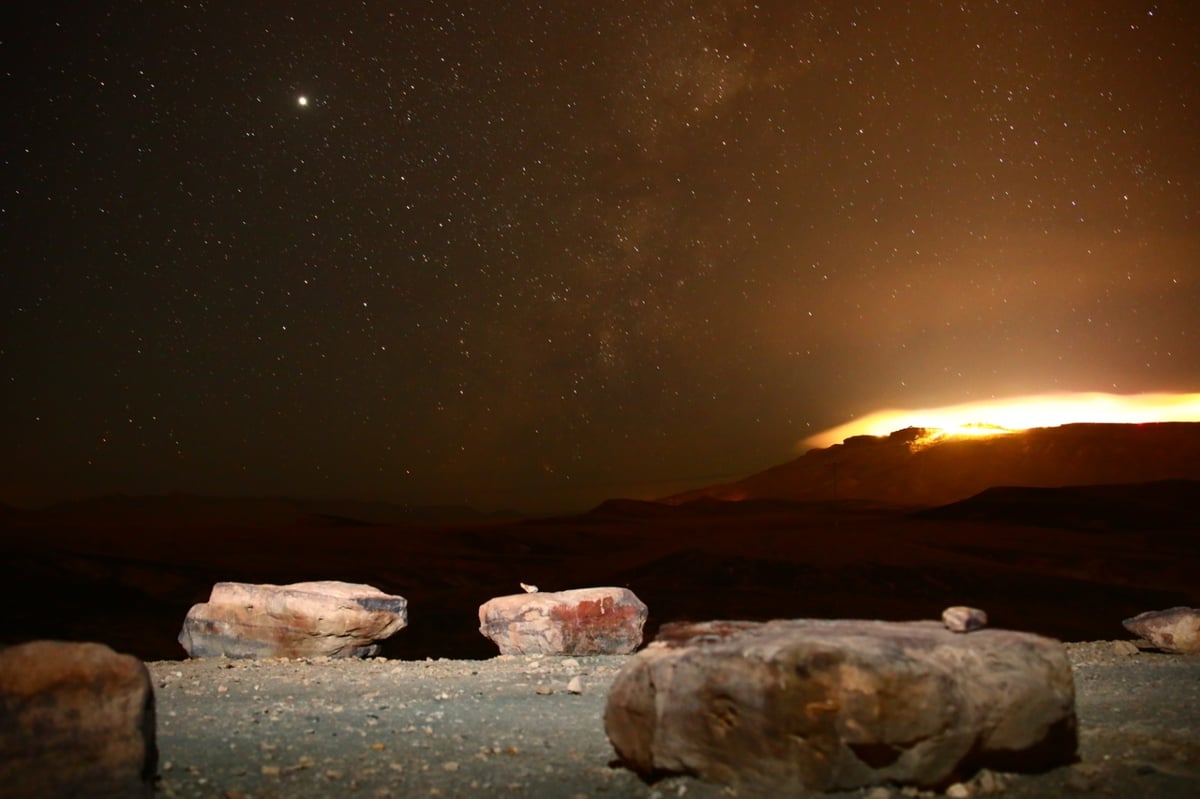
802,391,1200,450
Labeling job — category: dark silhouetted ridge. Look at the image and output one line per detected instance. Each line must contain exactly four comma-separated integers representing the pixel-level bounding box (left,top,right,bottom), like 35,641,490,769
914,479,1200,531
664,422,1200,508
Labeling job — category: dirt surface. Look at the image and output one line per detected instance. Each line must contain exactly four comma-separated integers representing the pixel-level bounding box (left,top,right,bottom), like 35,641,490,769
147,640,1200,799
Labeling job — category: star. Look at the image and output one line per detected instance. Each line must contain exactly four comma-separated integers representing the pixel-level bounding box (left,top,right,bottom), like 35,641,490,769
297,95,308,107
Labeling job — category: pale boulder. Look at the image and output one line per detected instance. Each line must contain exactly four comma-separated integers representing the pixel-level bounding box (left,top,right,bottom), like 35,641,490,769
1122,606,1200,653
179,580,407,659
479,586,648,655
0,640,157,799
605,619,1077,793
942,605,988,632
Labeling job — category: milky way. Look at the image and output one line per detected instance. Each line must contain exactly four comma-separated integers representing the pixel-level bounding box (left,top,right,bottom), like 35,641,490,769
3,2,1198,511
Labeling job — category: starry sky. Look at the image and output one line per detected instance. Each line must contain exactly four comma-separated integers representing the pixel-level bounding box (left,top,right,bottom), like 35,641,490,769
3,1,1198,512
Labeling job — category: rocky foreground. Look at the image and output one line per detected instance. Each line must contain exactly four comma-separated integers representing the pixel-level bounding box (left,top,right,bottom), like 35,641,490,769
143,641,1200,799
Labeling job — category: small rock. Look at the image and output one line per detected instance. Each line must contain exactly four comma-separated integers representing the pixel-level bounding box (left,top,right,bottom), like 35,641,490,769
942,606,988,632
946,782,971,798
865,788,895,799
1122,607,1200,653
179,580,407,659
1111,640,1139,656
567,676,584,694
479,586,648,655
0,640,157,799
1065,762,1101,791
972,768,1004,794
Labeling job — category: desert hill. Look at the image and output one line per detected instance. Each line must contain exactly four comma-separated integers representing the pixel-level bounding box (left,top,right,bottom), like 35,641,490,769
2,480,1196,662
2,422,1198,663
914,479,1200,531
663,422,1200,506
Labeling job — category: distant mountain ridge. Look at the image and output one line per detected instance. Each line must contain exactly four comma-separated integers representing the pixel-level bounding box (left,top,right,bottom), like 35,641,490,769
664,422,1200,507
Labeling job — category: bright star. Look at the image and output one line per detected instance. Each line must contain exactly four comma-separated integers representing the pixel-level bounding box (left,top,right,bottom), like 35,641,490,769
297,95,309,107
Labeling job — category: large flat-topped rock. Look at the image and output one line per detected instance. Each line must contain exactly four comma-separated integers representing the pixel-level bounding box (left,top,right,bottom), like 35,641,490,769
605,619,1077,793
179,580,407,659
0,641,157,799
1123,606,1200,653
479,587,648,655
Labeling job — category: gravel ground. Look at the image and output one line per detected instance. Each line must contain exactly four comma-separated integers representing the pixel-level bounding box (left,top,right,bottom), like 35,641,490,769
147,641,1200,799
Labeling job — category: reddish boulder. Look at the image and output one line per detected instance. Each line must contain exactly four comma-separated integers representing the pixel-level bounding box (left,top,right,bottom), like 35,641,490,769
1123,607,1200,653
179,580,407,659
0,640,157,799
479,586,648,655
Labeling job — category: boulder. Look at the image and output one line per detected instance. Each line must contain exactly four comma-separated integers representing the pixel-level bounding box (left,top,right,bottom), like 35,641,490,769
1122,607,1200,653
605,619,1077,793
0,640,157,799
179,580,407,659
479,586,648,655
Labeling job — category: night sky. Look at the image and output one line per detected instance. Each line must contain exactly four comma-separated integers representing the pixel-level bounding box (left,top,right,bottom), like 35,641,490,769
3,2,1198,512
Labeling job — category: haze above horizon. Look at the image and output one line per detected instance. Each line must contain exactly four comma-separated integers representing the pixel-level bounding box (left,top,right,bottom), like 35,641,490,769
804,391,1200,450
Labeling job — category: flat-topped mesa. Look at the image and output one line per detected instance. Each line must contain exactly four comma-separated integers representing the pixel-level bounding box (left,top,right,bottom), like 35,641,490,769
605,618,1078,793
179,580,407,659
479,586,648,655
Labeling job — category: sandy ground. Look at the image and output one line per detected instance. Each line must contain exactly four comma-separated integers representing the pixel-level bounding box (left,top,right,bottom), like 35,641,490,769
147,641,1200,799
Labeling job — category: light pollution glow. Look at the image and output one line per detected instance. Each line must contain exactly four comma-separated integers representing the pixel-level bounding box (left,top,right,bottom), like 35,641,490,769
802,392,1200,451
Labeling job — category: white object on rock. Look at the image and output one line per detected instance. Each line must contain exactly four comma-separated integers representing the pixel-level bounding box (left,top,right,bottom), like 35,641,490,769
520,582,539,593
0,641,157,799
942,605,988,632
179,580,407,659
479,586,648,655
605,618,1077,793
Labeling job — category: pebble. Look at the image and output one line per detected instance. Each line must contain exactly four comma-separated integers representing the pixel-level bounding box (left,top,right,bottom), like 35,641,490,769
973,768,1005,794
1112,640,1139,656
1065,763,1102,792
